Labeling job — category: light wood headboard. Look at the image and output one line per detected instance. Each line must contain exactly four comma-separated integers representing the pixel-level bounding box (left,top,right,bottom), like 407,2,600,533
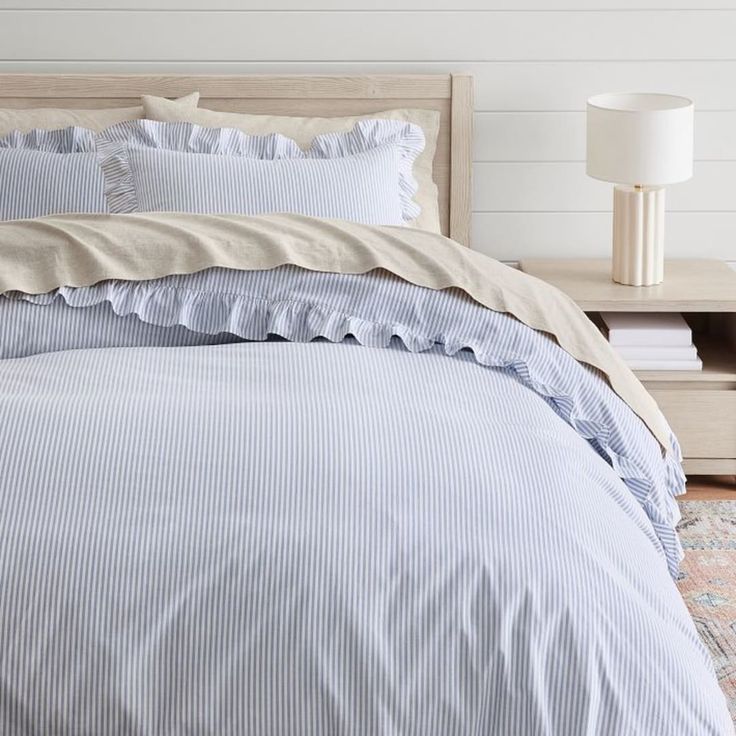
0,74,473,245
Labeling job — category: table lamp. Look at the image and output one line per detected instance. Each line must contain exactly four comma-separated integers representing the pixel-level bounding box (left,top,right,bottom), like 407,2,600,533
586,93,694,286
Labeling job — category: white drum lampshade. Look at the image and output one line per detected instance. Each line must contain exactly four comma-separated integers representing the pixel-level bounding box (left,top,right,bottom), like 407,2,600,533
586,93,694,286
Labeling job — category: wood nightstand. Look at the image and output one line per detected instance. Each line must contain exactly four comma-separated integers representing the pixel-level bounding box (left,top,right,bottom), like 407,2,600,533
519,259,736,476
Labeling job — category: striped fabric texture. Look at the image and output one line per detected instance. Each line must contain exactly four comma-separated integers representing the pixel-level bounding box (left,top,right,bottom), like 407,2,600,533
0,127,107,220
95,119,424,225
4,265,685,579
0,294,243,355
0,335,731,734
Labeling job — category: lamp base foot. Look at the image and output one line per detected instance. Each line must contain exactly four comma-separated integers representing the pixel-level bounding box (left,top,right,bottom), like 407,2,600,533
612,185,665,286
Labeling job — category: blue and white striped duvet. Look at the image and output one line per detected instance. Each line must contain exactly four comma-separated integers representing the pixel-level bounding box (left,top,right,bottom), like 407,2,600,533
0,265,732,734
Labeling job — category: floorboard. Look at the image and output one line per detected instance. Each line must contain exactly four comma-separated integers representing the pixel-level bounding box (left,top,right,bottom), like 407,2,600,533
684,475,736,500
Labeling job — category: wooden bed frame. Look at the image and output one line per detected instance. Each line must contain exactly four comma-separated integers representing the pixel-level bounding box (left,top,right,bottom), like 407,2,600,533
0,73,473,246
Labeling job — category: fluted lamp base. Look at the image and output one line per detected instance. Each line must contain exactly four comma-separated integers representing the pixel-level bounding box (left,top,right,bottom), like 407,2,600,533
611,185,665,286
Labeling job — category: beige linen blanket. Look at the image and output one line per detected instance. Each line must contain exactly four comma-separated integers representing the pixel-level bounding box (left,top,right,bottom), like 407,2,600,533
0,212,670,450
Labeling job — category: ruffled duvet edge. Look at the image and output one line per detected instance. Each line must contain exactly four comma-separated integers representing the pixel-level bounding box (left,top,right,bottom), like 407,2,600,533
19,280,687,578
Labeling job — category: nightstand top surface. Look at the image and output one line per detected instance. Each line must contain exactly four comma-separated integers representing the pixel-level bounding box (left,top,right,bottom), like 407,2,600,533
519,259,736,312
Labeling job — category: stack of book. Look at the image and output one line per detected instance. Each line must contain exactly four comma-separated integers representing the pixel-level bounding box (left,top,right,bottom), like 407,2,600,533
601,313,703,371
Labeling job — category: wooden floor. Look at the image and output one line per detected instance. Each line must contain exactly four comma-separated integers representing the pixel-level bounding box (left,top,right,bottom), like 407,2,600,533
685,475,736,500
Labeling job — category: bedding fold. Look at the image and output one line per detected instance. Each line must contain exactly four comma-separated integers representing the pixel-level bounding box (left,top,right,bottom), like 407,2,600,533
7,259,686,577
14,266,685,576
0,212,670,451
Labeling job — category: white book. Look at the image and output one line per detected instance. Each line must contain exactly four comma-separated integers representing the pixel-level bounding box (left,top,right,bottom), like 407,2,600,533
626,358,703,371
601,312,692,347
615,344,699,361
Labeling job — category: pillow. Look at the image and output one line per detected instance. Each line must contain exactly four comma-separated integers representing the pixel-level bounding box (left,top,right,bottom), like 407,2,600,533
0,92,199,137
96,119,424,226
0,127,106,220
142,95,440,233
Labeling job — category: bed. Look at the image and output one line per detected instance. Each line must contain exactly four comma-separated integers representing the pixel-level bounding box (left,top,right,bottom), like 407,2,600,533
0,73,732,735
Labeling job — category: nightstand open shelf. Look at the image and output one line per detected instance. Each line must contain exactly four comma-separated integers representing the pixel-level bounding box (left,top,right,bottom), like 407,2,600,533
520,259,736,476
634,338,736,386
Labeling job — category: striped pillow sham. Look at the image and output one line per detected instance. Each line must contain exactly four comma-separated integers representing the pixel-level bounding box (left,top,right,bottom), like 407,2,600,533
142,96,442,234
0,127,107,221
96,119,425,226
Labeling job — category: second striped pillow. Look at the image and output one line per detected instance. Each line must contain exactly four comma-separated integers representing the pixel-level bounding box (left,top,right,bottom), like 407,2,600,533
96,119,425,227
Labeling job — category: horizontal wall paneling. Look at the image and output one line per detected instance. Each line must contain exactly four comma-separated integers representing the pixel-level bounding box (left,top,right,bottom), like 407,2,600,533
0,4,734,262
2,12,736,62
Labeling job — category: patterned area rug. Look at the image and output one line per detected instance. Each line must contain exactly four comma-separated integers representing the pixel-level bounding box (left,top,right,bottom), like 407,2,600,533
677,500,736,723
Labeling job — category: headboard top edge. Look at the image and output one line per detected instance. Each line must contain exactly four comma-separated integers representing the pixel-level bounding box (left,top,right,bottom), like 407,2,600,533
0,72,472,245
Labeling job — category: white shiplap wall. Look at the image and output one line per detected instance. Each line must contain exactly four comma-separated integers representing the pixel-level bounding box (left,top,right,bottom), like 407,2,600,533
1,1,735,262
